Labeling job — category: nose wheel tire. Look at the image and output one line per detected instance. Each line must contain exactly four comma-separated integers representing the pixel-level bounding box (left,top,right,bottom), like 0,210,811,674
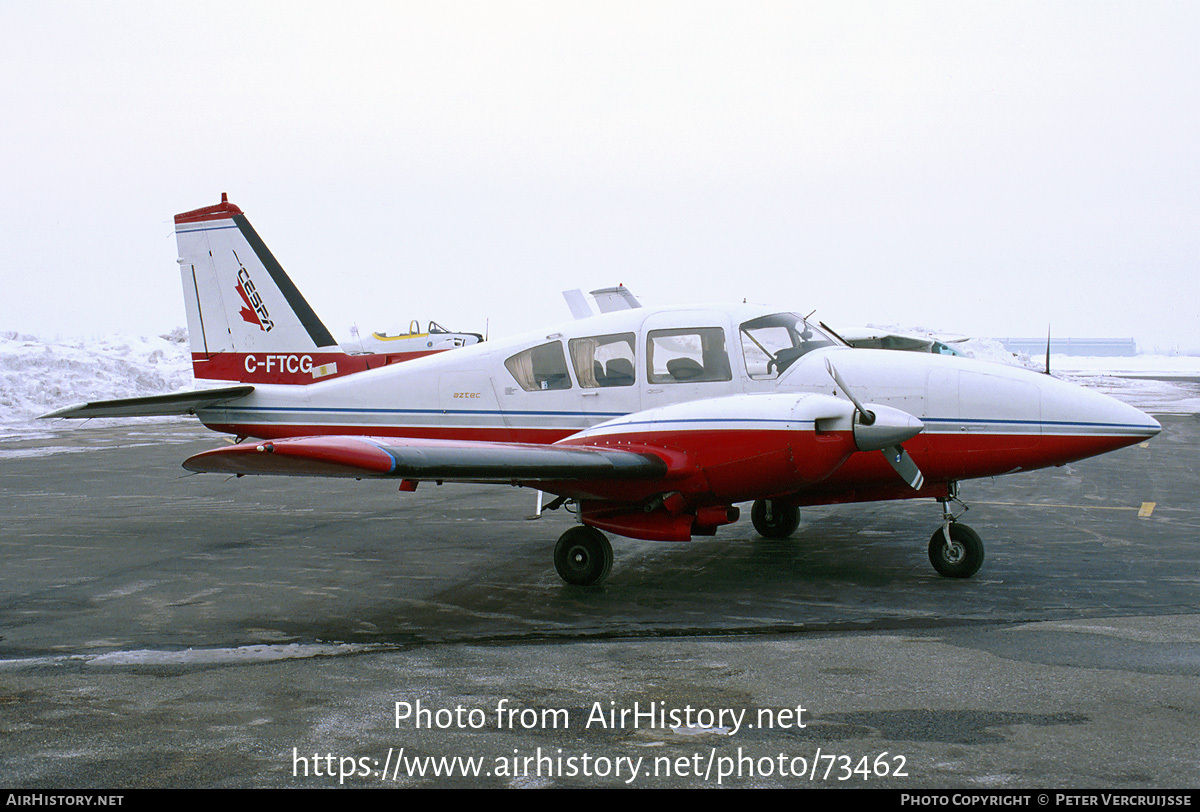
554,526,613,586
928,523,984,578
750,499,800,539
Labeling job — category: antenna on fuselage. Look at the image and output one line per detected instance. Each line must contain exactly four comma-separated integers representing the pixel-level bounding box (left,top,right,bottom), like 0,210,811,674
1044,325,1052,376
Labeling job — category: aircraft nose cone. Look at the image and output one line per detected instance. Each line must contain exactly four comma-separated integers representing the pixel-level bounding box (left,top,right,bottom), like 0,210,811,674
1039,373,1162,459
1077,383,1161,437
853,404,924,452
1140,413,1163,439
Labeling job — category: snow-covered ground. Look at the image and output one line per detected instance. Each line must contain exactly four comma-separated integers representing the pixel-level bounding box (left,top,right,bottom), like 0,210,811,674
1043,354,1200,414
2,330,1198,456
0,329,193,444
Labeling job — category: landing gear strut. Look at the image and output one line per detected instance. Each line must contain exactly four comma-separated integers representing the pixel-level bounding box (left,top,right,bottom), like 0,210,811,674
750,499,800,539
928,484,984,578
554,525,613,586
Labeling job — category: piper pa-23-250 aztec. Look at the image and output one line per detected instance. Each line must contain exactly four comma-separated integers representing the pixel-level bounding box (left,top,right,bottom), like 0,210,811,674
46,195,1162,586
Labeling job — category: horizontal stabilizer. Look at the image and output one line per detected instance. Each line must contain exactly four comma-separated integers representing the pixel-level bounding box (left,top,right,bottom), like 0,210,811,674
40,385,254,419
184,435,668,482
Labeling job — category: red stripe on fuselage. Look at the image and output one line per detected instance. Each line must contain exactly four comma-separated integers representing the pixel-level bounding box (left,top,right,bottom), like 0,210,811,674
198,415,1149,506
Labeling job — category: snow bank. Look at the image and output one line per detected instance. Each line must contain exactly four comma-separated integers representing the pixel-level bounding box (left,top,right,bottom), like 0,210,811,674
858,323,1044,371
0,329,193,440
954,336,1042,370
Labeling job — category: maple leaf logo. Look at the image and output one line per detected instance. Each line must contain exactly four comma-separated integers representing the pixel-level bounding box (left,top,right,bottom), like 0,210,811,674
235,278,266,330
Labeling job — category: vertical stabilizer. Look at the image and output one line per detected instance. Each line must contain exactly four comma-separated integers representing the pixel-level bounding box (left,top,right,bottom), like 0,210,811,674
176,194,336,350
175,195,348,384
174,194,473,385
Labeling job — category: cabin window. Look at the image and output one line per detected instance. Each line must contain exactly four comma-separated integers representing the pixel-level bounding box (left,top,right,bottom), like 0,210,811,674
569,333,636,388
740,313,837,379
647,328,731,384
505,341,572,391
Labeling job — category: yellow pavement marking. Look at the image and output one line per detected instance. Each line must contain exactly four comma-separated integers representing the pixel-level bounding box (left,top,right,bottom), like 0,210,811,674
1138,502,1156,518
976,501,1149,513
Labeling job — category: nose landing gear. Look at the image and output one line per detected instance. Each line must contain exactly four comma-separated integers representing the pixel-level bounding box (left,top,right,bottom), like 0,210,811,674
928,483,983,578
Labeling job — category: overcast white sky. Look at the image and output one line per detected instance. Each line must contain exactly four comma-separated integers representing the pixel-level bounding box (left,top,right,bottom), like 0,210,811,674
2,1,1197,351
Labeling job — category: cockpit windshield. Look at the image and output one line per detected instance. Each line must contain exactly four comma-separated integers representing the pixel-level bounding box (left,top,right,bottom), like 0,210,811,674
739,312,838,379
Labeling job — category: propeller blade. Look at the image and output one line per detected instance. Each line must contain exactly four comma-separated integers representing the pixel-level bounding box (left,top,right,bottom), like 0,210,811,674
884,445,925,490
825,358,925,489
824,359,874,424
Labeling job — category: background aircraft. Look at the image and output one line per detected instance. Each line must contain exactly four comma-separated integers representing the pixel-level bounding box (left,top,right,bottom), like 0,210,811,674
835,326,969,356
47,198,1162,586
351,320,482,355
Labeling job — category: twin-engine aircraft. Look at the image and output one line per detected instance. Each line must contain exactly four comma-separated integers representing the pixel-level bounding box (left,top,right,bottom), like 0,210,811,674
46,196,1161,586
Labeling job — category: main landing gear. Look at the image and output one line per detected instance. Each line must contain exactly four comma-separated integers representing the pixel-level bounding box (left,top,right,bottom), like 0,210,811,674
553,525,613,586
549,487,985,585
928,484,984,578
750,499,800,539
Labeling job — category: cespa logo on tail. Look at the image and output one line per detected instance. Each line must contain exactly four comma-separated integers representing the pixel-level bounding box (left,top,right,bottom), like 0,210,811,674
234,254,274,332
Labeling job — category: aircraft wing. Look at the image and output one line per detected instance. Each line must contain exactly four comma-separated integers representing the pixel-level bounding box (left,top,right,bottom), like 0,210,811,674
41,385,255,419
183,435,669,482
837,327,936,352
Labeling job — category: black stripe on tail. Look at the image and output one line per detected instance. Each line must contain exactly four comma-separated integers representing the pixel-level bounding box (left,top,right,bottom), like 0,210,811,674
233,214,338,348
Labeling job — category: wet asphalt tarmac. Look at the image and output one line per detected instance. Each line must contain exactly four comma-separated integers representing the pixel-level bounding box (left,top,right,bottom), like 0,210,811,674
1,414,1197,788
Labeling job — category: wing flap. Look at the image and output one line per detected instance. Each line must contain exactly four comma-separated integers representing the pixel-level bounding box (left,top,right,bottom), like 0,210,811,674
41,385,254,419
184,435,669,482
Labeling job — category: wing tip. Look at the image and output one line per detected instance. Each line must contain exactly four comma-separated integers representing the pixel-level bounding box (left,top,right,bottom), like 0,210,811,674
38,403,89,419
184,436,398,478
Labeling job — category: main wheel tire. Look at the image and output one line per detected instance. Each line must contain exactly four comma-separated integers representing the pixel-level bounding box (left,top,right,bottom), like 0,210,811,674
750,499,800,539
554,526,613,586
928,523,984,578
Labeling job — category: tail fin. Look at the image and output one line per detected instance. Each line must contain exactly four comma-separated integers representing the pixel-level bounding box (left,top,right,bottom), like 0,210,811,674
175,195,346,384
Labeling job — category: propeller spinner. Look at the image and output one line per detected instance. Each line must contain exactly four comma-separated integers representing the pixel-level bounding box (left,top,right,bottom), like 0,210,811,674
825,358,926,490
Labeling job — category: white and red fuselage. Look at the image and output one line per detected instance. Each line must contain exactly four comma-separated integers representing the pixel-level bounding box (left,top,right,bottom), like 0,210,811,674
189,304,1159,540
46,195,1160,578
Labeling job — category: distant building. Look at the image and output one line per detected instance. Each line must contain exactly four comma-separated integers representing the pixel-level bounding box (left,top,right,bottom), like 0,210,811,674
998,338,1138,357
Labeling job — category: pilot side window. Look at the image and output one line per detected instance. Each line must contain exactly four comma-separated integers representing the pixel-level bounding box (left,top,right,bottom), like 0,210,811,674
740,313,837,379
647,328,731,384
569,333,636,388
505,341,572,391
